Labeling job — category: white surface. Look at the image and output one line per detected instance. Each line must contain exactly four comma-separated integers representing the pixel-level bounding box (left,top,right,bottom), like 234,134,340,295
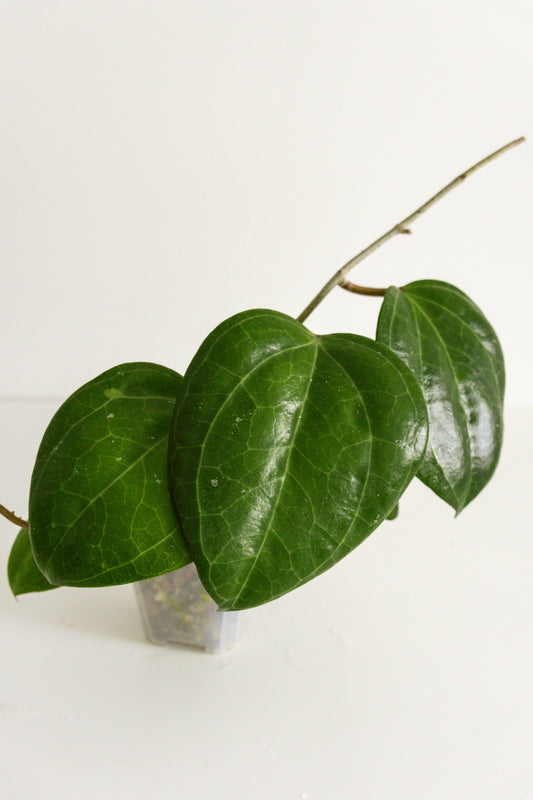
0,0,532,401
1,3,532,796
0,400,531,800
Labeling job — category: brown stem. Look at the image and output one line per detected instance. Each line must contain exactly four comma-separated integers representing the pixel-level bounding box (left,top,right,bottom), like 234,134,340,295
0,504,29,530
340,281,388,296
297,136,525,323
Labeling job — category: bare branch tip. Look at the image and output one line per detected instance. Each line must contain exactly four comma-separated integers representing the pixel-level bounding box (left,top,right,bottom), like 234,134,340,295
296,134,526,322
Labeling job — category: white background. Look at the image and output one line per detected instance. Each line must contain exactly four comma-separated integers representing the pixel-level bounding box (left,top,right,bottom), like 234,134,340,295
1,2,532,799
0,0,531,401
1,401,532,800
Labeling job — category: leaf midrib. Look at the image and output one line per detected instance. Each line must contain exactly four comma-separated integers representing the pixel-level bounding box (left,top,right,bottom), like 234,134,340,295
230,342,319,606
33,393,174,494
406,291,503,398
301,341,373,579
43,435,167,574
387,291,461,507
194,339,315,597
407,295,472,508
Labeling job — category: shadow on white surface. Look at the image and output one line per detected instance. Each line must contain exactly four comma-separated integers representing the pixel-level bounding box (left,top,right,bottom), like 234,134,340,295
3,582,145,645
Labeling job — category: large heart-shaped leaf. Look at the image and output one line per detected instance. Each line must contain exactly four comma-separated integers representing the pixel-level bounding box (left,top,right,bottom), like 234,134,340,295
376,280,504,512
29,363,191,587
168,309,428,610
8,528,57,595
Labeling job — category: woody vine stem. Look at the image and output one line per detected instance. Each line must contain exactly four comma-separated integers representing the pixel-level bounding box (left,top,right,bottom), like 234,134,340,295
0,136,525,532
0,505,29,530
297,136,525,323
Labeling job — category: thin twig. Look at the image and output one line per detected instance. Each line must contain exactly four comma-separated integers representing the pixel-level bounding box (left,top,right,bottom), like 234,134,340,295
297,136,525,323
340,280,388,296
0,504,29,530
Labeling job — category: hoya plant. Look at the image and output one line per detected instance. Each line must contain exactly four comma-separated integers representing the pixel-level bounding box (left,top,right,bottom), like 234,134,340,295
1,138,523,612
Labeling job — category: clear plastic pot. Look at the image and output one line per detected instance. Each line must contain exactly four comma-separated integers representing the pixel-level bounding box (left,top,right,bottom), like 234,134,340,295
134,562,241,653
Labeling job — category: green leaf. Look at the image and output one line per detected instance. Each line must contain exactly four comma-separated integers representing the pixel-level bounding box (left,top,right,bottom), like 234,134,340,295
168,309,428,610
8,528,57,595
376,280,504,512
387,503,399,521
29,363,191,587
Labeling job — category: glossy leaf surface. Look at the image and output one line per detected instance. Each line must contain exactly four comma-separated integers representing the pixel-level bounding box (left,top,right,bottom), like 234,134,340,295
29,363,191,587
376,280,504,512
8,529,57,595
168,309,428,610
387,504,399,521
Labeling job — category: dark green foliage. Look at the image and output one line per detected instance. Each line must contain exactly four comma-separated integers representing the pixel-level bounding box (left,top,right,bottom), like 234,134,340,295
8,528,56,596
6,281,505,610
168,309,428,610
387,504,399,521
377,280,504,512
28,363,191,587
